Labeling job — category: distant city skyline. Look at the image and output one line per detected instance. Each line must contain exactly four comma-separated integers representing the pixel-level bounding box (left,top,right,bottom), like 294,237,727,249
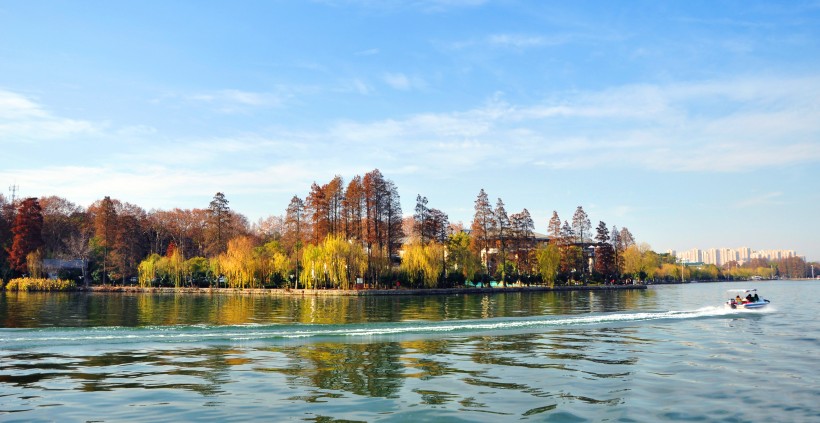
2,1,819,261
670,247,800,267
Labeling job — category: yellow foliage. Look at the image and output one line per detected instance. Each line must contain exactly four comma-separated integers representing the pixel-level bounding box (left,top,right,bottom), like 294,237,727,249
401,241,444,288
6,277,76,291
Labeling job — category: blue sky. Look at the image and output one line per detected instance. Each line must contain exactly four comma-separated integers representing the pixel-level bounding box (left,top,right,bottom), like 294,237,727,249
1,1,819,260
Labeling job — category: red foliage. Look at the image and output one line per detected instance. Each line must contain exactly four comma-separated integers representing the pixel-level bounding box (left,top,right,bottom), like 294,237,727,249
8,198,44,274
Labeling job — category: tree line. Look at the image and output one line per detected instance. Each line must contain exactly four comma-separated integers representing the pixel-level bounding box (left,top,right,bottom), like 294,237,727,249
2,169,816,289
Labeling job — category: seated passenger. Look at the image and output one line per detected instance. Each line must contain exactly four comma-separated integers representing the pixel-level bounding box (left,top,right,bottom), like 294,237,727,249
736,295,743,304
753,293,760,302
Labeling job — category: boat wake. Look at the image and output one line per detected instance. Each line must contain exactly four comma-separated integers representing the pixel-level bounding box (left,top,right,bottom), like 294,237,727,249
0,307,769,350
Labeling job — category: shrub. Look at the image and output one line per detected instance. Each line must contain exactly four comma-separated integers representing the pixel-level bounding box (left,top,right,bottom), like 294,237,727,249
5,277,77,292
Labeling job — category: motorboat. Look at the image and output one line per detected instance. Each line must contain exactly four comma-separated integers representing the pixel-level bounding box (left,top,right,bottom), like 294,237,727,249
725,289,770,309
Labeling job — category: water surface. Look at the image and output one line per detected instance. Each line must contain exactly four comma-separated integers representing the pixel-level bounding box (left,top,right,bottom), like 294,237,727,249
1,281,817,422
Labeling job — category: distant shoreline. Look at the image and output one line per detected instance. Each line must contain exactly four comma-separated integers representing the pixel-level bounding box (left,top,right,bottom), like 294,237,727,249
77,284,647,296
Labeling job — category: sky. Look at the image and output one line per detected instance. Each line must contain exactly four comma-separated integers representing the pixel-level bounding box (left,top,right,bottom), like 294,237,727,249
1,0,819,260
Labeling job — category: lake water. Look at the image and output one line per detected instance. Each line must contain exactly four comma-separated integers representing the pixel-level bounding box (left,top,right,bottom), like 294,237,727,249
1,281,818,422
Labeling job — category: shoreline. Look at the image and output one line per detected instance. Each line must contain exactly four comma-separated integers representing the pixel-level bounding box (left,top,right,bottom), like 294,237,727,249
78,284,647,296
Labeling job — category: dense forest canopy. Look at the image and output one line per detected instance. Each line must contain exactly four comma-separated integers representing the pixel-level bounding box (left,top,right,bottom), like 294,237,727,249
1,169,815,289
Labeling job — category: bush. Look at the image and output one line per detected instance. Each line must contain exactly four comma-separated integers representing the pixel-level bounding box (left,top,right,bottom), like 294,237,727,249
5,277,77,292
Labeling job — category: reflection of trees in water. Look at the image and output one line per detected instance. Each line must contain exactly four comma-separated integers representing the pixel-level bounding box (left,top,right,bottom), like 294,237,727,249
0,346,236,397
263,342,404,398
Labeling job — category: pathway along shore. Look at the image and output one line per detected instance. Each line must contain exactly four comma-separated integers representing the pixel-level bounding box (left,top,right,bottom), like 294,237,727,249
87,284,647,296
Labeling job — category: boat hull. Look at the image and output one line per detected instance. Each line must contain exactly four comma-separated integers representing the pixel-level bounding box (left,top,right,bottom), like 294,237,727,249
725,300,770,310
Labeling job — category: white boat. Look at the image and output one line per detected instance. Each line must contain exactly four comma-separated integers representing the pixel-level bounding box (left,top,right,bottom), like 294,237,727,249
725,289,770,309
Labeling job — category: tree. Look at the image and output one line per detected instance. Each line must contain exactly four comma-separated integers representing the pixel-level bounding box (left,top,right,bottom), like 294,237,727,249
510,208,535,276
594,221,616,280
547,211,561,240
8,198,44,275
112,202,148,284
362,169,403,285
535,243,560,288
0,194,13,280
93,196,117,284
610,225,622,276
39,196,84,259
342,176,365,241
206,192,231,256
326,175,345,236
447,231,481,282
470,189,494,272
401,240,444,288
413,194,430,243
571,206,591,244
494,198,510,282
619,227,635,249
284,195,306,287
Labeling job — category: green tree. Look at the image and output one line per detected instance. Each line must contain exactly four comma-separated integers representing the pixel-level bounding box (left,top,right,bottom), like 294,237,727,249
447,231,481,282
535,243,560,288
494,198,510,283
206,192,231,256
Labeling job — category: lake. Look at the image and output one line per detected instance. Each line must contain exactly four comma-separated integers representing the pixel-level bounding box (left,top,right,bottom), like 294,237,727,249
1,281,818,422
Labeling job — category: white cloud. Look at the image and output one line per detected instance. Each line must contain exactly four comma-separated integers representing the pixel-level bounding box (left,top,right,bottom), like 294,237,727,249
0,89,99,142
187,89,285,113
382,72,427,91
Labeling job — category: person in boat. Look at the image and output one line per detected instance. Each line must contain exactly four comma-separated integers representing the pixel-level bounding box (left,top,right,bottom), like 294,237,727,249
736,295,743,304
753,293,760,302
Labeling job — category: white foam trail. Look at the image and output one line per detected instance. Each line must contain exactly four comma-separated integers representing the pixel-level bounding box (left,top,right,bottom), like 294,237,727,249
0,307,763,347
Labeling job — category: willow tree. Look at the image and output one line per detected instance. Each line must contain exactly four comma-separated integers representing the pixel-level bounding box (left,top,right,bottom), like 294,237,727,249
401,241,444,288
217,236,259,288
298,235,367,290
535,243,560,288
447,231,481,282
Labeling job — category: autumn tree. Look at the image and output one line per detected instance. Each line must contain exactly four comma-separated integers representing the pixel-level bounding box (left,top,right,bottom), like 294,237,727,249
571,206,591,244
342,176,365,241
93,196,117,284
547,211,561,241
362,169,404,284
39,196,85,259
326,175,345,236
8,198,44,275
470,189,494,272
112,202,148,284
0,194,14,279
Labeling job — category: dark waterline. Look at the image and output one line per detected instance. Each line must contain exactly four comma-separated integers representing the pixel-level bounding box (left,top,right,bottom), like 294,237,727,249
1,281,818,422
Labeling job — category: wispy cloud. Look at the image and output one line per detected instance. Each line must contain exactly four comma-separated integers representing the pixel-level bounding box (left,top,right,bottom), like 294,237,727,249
383,72,426,91
734,192,784,208
0,90,99,142
186,89,286,113
487,34,563,48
